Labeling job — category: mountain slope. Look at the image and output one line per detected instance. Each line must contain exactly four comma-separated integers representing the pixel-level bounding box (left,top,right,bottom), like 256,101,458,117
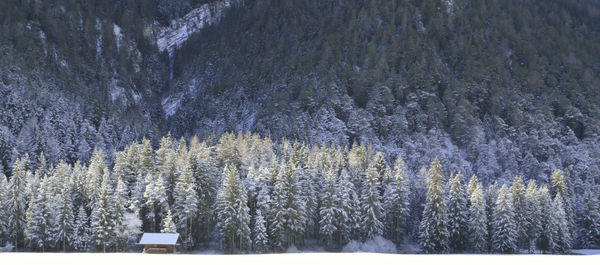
0,0,599,185
165,0,600,183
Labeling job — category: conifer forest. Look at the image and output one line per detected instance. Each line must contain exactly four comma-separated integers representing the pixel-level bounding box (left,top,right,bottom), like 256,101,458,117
0,132,598,253
1,0,600,255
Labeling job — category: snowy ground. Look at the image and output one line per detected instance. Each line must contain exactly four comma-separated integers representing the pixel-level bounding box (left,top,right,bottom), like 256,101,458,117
0,252,598,265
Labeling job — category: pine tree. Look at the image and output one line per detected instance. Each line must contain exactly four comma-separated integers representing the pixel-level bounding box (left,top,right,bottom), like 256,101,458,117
524,180,542,253
550,169,574,242
90,171,115,252
112,177,130,251
468,182,487,252
552,193,572,253
215,165,251,253
85,149,107,203
485,181,499,252
361,161,384,240
270,162,306,249
467,174,479,198
155,135,177,205
383,154,410,244
72,205,90,251
579,182,600,248
510,176,527,248
25,182,52,251
8,155,30,249
55,179,74,252
319,170,339,248
189,139,219,243
419,157,449,253
537,186,555,253
337,168,355,244
162,210,177,233
173,162,199,245
447,172,469,252
492,185,517,253
0,173,9,240
253,209,269,253
143,172,168,232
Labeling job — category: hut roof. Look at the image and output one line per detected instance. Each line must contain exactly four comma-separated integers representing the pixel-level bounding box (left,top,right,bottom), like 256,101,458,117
138,233,182,245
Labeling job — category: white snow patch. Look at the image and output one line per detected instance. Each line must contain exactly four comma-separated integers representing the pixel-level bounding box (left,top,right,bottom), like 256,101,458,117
342,236,397,253
444,0,455,13
286,244,300,253
3,253,595,265
571,249,600,255
113,24,122,51
1,242,14,252
110,86,125,102
154,0,237,55
39,30,47,56
162,93,184,117
132,91,142,103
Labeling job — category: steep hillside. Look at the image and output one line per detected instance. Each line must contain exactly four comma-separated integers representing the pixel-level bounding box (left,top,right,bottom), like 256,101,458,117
0,0,600,186
166,0,600,184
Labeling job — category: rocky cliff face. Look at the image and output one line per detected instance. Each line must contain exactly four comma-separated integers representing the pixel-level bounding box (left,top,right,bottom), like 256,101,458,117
154,0,237,55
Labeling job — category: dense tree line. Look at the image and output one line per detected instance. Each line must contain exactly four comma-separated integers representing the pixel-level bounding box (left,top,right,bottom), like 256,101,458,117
0,132,598,253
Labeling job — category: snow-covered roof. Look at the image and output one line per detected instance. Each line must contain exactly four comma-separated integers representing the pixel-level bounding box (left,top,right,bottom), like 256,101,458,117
138,233,181,245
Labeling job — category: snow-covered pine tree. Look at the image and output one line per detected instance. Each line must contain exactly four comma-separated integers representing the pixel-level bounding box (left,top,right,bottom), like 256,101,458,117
383,154,410,244
155,135,177,205
419,157,449,253
536,186,555,253
299,166,318,241
0,172,8,240
55,178,74,252
256,178,272,225
578,181,600,248
360,160,384,240
467,174,479,198
337,168,355,244
138,138,154,178
524,180,542,253
270,162,306,248
492,184,517,253
189,139,219,243
319,170,338,248
25,181,52,251
468,181,487,252
90,171,115,252
447,172,469,252
253,209,269,253
550,170,574,242
552,193,572,253
485,181,499,252
72,205,91,251
85,149,107,203
215,165,251,253
143,172,168,232
269,164,285,251
8,155,30,249
371,151,386,184
510,176,527,248
173,161,199,246
112,177,129,251
408,166,427,241
162,210,177,233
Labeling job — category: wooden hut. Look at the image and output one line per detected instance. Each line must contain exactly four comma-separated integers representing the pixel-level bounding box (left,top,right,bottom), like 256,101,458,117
138,233,182,254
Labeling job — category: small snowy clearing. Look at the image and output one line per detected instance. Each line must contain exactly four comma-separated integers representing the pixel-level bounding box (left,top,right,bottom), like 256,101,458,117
342,236,397,253
1,252,598,265
571,249,600,255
